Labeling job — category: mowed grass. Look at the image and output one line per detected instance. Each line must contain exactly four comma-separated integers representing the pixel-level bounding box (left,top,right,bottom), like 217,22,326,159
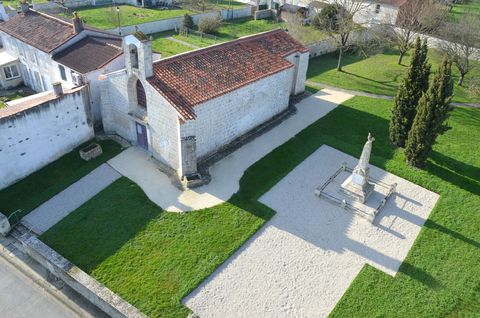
151,31,193,57
151,18,285,56
448,0,480,21
64,5,195,29
307,49,480,104
0,139,123,219
41,95,480,317
172,18,285,48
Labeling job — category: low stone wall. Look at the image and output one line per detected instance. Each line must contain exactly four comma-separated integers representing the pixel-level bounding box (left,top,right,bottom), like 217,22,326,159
106,6,253,35
19,233,147,318
254,9,273,20
307,39,337,58
0,86,94,190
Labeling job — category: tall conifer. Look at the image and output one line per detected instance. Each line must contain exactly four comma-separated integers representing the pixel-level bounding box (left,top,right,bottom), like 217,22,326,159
389,37,431,147
405,58,454,167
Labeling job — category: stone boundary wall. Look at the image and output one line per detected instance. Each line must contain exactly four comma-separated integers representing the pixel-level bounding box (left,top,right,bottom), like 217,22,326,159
106,6,253,35
307,39,337,59
0,86,94,190
254,9,273,20
306,28,376,59
19,233,148,318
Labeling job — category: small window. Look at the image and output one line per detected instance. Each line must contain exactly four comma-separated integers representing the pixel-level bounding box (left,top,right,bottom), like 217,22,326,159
136,79,147,109
4,65,19,79
375,4,381,13
59,65,67,81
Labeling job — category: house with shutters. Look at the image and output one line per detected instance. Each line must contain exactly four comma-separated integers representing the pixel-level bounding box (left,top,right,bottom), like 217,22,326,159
100,29,309,183
0,4,124,122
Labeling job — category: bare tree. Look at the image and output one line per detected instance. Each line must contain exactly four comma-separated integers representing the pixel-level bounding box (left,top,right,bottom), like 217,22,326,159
438,12,480,86
312,0,367,71
380,0,447,65
469,79,480,98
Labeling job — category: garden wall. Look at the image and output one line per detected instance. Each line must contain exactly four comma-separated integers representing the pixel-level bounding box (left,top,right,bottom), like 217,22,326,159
254,9,274,20
307,39,337,59
106,6,253,35
0,86,94,190
19,233,147,318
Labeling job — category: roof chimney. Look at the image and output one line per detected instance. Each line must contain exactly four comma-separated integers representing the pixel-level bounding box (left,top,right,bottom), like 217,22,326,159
19,0,29,13
52,82,63,97
72,12,83,34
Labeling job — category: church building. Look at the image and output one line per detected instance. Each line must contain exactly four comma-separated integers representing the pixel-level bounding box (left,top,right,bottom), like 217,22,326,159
100,29,309,182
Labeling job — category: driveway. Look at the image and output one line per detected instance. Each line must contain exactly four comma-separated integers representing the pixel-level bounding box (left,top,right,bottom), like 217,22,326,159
0,256,79,318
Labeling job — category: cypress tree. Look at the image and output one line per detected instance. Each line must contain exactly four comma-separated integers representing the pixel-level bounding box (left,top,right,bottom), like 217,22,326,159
405,58,454,168
389,37,431,147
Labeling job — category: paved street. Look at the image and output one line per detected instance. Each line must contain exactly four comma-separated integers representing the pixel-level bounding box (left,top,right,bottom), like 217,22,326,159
0,256,79,318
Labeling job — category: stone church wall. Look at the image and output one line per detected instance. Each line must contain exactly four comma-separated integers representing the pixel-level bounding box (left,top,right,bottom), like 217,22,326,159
0,86,94,190
101,71,181,170
184,67,294,160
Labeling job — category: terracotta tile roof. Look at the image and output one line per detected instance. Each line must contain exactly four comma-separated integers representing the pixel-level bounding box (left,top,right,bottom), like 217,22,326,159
53,36,122,74
147,29,308,120
0,10,77,53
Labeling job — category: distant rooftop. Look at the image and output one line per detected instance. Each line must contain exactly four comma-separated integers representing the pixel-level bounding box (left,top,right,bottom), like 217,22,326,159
0,10,77,53
53,36,122,74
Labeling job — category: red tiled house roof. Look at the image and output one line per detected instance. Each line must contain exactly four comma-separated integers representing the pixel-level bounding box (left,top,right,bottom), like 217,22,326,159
0,10,123,74
0,10,77,53
147,29,309,121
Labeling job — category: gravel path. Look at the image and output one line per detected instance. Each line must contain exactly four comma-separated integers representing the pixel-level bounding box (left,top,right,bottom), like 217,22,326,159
22,163,121,235
109,89,354,212
166,36,200,49
184,145,439,317
306,81,480,108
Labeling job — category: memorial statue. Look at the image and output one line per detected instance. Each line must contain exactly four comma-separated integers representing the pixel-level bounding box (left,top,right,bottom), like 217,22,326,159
340,133,375,203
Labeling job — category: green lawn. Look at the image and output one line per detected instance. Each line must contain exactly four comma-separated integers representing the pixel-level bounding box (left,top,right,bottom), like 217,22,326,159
173,18,286,48
151,18,286,56
307,49,480,104
151,31,194,57
64,5,195,29
0,139,123,219
448,0,480,21
41,95,480,317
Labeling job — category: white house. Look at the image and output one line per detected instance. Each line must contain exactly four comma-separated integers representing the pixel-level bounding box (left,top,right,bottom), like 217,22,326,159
100,29,309,183
0,5,124,123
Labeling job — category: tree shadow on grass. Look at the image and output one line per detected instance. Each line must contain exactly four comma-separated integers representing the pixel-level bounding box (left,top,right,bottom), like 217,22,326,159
341,70,399,89
424,219,480,250
398,262,442,289
426,157,480,196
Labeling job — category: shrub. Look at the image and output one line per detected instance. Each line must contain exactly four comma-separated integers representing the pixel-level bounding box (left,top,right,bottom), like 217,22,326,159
311,3,345,31
198,14,223,34
183,13,194,29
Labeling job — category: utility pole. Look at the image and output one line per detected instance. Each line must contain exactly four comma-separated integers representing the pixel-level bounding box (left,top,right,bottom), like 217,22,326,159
116,6,121,36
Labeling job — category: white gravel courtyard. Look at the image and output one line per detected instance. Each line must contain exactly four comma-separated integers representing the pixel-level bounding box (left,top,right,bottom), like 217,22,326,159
184,145,439,318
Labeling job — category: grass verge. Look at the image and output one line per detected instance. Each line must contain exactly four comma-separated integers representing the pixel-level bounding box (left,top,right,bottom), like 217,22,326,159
0,139,123,218
63,5,195,29
307,49,480,104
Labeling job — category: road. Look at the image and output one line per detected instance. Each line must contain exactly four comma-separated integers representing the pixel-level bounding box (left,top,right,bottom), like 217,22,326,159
0,255,80,318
